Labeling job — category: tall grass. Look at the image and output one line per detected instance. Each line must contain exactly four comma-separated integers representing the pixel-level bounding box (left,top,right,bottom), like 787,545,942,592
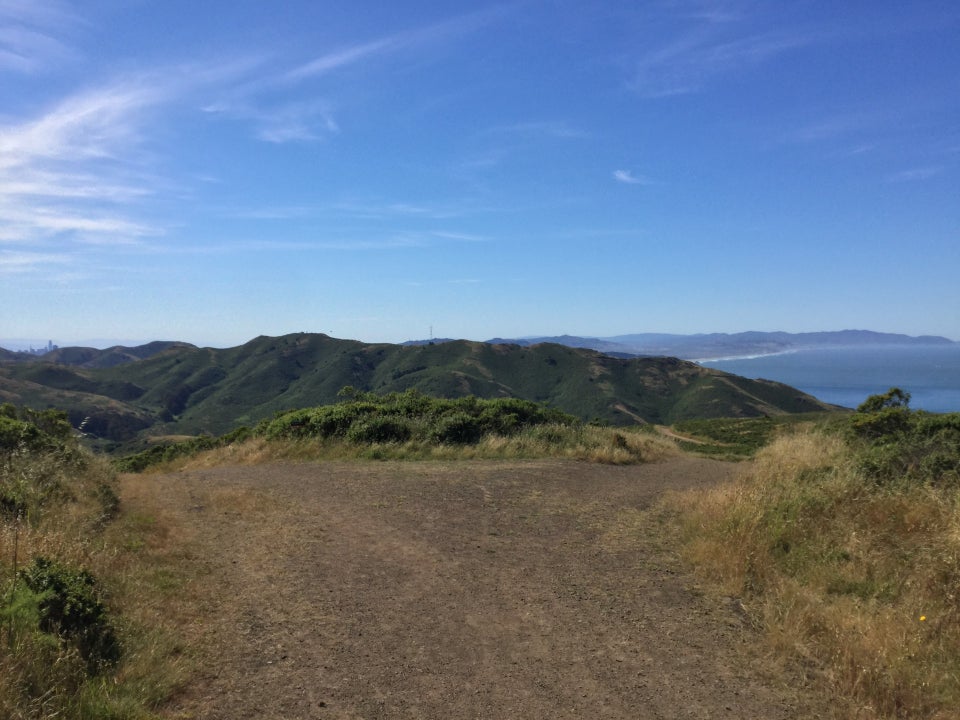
150,422,678,471
675,393,960,719
1,406,183,719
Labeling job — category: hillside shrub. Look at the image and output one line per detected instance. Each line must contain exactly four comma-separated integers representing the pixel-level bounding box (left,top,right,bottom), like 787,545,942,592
0,417,46,453
16,557,120,673
346,416,413,444
849,387,960,486
429,412,483,444
261,389,577,446
119,390,683,470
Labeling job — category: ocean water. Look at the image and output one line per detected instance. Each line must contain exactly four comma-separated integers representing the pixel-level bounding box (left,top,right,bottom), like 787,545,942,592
700,345,960,413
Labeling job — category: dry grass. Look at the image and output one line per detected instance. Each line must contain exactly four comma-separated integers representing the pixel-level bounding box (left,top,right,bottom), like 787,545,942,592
673,429,960,719
1,447,186,719
148,423,679,472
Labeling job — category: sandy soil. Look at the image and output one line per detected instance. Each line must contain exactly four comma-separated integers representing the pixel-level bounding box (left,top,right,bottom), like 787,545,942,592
121,457,829,719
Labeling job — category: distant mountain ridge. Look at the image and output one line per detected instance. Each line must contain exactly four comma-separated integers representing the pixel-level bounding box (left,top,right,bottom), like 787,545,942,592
0,333,836,448
3,330,951,367
480,330,955,360
0,341,195,367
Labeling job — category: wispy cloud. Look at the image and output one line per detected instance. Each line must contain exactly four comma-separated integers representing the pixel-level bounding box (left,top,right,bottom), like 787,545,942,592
0,0,82,74
885,166,942,183
0,82,164,167
624,1,815,98
285,37,397,82
0,249,70,275
286,6,506,84
0,79,169,246
430,230,486,242
210,104,335,144
222,236,428,253
613,169,650,185
631,29,810,97
198,9,503,145
484,121,590,140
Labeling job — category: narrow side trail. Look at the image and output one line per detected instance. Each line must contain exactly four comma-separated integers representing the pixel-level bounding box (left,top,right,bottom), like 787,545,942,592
122,457,828,719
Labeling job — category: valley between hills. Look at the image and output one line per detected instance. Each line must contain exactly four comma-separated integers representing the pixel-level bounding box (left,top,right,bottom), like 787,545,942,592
0,333,836,451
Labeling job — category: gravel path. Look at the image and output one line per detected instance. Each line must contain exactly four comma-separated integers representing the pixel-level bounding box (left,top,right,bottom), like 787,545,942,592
121,457,828,719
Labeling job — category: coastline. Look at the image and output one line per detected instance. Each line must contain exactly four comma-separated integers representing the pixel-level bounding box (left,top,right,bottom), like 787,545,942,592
692,344,960,414
694,349,798,364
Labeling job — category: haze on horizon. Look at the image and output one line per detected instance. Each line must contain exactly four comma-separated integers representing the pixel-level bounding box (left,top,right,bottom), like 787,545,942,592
2,1,958,348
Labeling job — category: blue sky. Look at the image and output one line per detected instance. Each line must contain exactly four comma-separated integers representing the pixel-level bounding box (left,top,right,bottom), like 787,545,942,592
1,0,958,348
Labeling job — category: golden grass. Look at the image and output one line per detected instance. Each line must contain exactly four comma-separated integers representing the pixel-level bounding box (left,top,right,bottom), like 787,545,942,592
149,423,679,472
673,429,960,719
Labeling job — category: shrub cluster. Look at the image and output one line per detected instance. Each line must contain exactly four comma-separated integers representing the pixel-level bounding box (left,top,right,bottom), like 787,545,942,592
849,387,960,486
15,557,120,673
259,388,577,445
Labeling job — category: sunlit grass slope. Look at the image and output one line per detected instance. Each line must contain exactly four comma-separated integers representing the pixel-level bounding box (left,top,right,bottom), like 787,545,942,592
675,389,960,719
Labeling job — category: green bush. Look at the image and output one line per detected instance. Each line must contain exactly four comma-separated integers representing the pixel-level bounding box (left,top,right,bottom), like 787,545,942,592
849,388,960,486
0,405,73,445
118,389,581,469
429,412,484,444
262,389,576,446
346,416,413,444
16,557,120,673
0,416,47,453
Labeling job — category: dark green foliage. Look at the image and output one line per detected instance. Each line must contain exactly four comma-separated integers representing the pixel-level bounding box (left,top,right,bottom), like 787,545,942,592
262,402,380,440
17,557,120,673
0,406,73,452
120,389,580,470
849,388,960,486
850,388,914,439
261,389,575,447
0,416,45,453
429,412,483,444
346,416,413,444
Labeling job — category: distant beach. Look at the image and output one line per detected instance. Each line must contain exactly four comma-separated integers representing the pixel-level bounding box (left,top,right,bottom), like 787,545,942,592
692,349,798,363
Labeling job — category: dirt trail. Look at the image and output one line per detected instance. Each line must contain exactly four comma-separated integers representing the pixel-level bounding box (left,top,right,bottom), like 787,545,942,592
122,457,827,719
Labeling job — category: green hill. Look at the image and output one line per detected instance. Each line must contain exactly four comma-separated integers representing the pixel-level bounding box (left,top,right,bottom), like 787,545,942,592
0,333,836,447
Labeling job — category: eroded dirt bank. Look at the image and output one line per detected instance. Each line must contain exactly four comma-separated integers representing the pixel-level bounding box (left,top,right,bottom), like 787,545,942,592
122,457,828,719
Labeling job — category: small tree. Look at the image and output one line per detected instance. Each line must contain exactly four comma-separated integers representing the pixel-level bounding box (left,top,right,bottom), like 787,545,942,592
849,387,914,441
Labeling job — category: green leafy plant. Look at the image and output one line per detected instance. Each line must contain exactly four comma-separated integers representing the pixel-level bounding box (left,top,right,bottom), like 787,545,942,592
16,557,120,673
849,387,960,486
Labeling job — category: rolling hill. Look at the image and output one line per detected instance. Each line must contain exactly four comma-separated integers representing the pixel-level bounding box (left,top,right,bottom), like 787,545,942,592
0,333,837,448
